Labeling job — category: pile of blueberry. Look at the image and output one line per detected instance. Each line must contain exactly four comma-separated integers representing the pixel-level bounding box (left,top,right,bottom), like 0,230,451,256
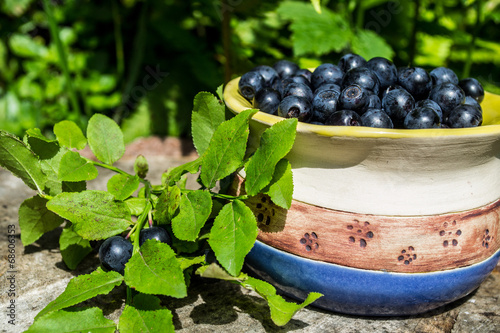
238,54,485,129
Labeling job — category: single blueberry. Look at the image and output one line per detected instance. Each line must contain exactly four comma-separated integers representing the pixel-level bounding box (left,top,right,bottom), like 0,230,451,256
282,76,312,90
464,96,482,112
360,109,394,129
380,84,403,100
415,99,443,122
338,53,367,73
238,71,265,100
429,83,465,118
139,226,172,247
282,82,313,101
366,94,382,111
273,60,299,79
312,89,339,123
404,107,441,129
430,67,459,86
382,88,415,127
446,104,482,128
295,68,313,82
325,110,362,126
459,78,484,103
398,67,432,100
314,82,342,96
366,57,397,90
339,84,370,113
311,63,344,90
278,95,313,122
250,65,279,87
99,236,133,273
253,88,281,115
342,67,380,95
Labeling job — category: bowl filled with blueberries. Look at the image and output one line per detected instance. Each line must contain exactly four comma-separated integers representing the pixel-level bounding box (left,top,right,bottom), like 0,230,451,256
223,54,500,316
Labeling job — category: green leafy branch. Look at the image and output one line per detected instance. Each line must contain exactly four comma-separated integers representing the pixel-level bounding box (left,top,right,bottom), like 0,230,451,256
1,87,321,332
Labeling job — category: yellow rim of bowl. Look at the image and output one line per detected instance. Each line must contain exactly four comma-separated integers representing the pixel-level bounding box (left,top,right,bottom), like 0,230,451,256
223,76,500,139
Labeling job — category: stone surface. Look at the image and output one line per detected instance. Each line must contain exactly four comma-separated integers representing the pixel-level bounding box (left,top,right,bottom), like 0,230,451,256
0,137,499,333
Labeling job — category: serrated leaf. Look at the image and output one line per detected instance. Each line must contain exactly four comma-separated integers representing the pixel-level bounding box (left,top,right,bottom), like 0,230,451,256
208,200,258,276
263,159,294,209
245,118,297,196
0,131,46,192
107,174,140,201
53,120,87,150
27,307,116,333
351,30,394,60
124,240,187,298
35,267,123,319
58,150,98,182
243,277,322,326
60,225,92,270
277,2,351,56
177,255,205,270
25,128,60,160
87,113,125,165
200,109,257,189
125,197,148,215
162,157,202,187
154,185,181,224
216,84,224,101
46,190,131,240
171,191,212,242
19,196,64,246
191,92,226,156
119,294,174,333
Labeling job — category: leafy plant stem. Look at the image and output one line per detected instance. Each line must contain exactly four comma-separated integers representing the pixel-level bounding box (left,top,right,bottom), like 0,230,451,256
463,0,483,78
90,160,151,188
131,201,152,252
41,0,82,123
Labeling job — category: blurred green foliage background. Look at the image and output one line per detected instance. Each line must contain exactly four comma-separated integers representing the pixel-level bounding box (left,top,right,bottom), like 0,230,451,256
0,0,499,141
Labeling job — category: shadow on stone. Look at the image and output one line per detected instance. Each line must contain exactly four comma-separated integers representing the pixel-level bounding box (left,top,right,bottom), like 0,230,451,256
24,227,63,254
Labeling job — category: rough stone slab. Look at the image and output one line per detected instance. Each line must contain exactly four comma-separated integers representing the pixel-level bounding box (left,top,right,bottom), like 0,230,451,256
0,138,499,333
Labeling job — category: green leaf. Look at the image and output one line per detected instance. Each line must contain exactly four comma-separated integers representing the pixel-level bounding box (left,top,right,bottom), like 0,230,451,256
0,131,46,192
46,190,132,240
208,200,258,276
9,33,48,58
263,159,294,209
154,185,181,224
177,255,205,270
191,92,226,156
25,128,59,160
53,120,87,150
351,30,394,60
107,174,140,201
59,225,93,270
196,263,249,281
40,148,65,196
162,157,202,187
35,267,123,319
125,197,149,215
277,2,351,56
87,114,125,165
119,294,174,333
243,277,322,326
124,240,187,298
27,307,116,333
200,109,257,189
171,190,212,242
19,196,64,246
58,150,98,182
310,0,321,13
245,118,297,196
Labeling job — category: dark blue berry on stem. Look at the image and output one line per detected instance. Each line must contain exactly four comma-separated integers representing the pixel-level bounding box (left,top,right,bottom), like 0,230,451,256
360,109,394,129
430,67,459,86
459,78,485,103
325,110,362,126
253,88,281,115
342,67,380,95
404,107,441,129
312,90,339,123
273,60,299,79
366,57,397,90
312,63,344,90
398,67,432,101
139,226,172,247
382,88,415,127
238,71,265,100
446,105,482,128
429,83,465,118
99,236,133,273
278,96,313,122
338,53,366,73
250,65,279,87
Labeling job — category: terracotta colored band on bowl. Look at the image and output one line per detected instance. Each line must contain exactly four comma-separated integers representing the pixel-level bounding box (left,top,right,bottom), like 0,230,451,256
231,177,499,273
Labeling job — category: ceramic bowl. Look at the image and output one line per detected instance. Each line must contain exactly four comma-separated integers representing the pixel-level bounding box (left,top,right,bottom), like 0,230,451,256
223,76,500,316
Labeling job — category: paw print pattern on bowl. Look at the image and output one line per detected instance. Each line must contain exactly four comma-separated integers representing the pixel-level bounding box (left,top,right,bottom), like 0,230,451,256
439,220,461,248
482,229,493,248
397,246,417,265
347,220,374,248
300,232,319,252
